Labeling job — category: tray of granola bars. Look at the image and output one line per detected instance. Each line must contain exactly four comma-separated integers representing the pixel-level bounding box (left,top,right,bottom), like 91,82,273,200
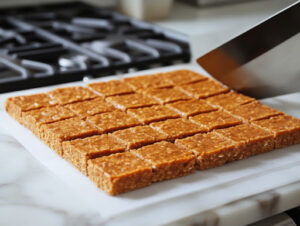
1,64,300,223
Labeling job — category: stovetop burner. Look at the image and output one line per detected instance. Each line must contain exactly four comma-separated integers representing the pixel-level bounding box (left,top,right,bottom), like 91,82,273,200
0,1,190,93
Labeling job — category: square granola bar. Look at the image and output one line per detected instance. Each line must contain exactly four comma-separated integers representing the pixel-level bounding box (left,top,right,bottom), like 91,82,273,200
86,111,140,133
143,87,190,104
66,98,115,117
175,132,238,170
215,124,274,158
106,93,158,110
123,73,172,90
189,110,242,131
63,134,125,175
131,141,195,182
166,99,217,118
40,117,99,155
48,86,98,105
252,115,300,148
206,91,255,109
22,105,75,136
150,118,206,140
127,105,180,124
163,70,208,85
226,102,283,122
177,79,229,99
88,80,134,97
5,93,57,122
87,152,153,195
112,125,167,149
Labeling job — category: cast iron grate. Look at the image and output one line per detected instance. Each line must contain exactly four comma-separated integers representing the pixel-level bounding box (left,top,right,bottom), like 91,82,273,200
0,1,190,93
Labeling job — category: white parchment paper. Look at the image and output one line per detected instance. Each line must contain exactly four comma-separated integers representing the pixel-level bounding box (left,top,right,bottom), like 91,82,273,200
1,65,300,221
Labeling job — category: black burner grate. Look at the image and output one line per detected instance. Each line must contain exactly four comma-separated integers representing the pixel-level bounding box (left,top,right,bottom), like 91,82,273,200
0,1,190,93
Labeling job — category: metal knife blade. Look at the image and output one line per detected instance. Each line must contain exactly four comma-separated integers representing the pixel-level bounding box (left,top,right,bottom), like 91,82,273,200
197,1,300,99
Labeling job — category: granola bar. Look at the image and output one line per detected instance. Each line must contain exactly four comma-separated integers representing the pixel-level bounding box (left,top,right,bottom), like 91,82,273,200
87,152,153,195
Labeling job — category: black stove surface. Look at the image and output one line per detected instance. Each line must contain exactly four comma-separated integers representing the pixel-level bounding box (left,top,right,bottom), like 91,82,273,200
0,1,190,93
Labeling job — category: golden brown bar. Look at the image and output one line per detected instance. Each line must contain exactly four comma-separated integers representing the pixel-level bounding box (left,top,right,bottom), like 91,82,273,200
48,86,98,105
5,93,57,123
88,80,134,97
86,111,140,133
162,69,208,85
40,117,99,156
112,125,167,149
123,73,172,90
143,87,190,104
127,105,180,124
87,152,153,195
22,105,75,136
177,79,229,99
206,91,255,109
150,118,206,140
106,93,158,111
131,141,195,182
66,98,115,118
252,115,300,148
215,124,274,158
63,134,125,175
189,110,242,131
175,132,238,170
226,102,283,122
166,99,217,118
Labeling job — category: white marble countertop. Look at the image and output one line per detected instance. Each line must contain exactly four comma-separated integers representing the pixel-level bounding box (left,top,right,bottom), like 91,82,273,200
1,1,300,226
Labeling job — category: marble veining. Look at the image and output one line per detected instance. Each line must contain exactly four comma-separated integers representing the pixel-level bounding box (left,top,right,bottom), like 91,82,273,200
0,129,103,226
163,182,300,226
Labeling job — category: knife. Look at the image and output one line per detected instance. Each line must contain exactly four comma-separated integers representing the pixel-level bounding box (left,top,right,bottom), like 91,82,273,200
197,1,300,99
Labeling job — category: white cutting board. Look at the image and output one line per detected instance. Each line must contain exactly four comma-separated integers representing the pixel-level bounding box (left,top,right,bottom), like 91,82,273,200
1,64,300,224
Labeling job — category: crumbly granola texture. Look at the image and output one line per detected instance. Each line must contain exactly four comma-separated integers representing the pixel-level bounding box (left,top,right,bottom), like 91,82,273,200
106,93,158,110
177,79,229,99
48,86,98,105
5,69,300,195
66,98,115,117
88,80,134,97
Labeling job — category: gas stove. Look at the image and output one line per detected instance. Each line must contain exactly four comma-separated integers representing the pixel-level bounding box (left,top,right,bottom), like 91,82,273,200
0,1,190,93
